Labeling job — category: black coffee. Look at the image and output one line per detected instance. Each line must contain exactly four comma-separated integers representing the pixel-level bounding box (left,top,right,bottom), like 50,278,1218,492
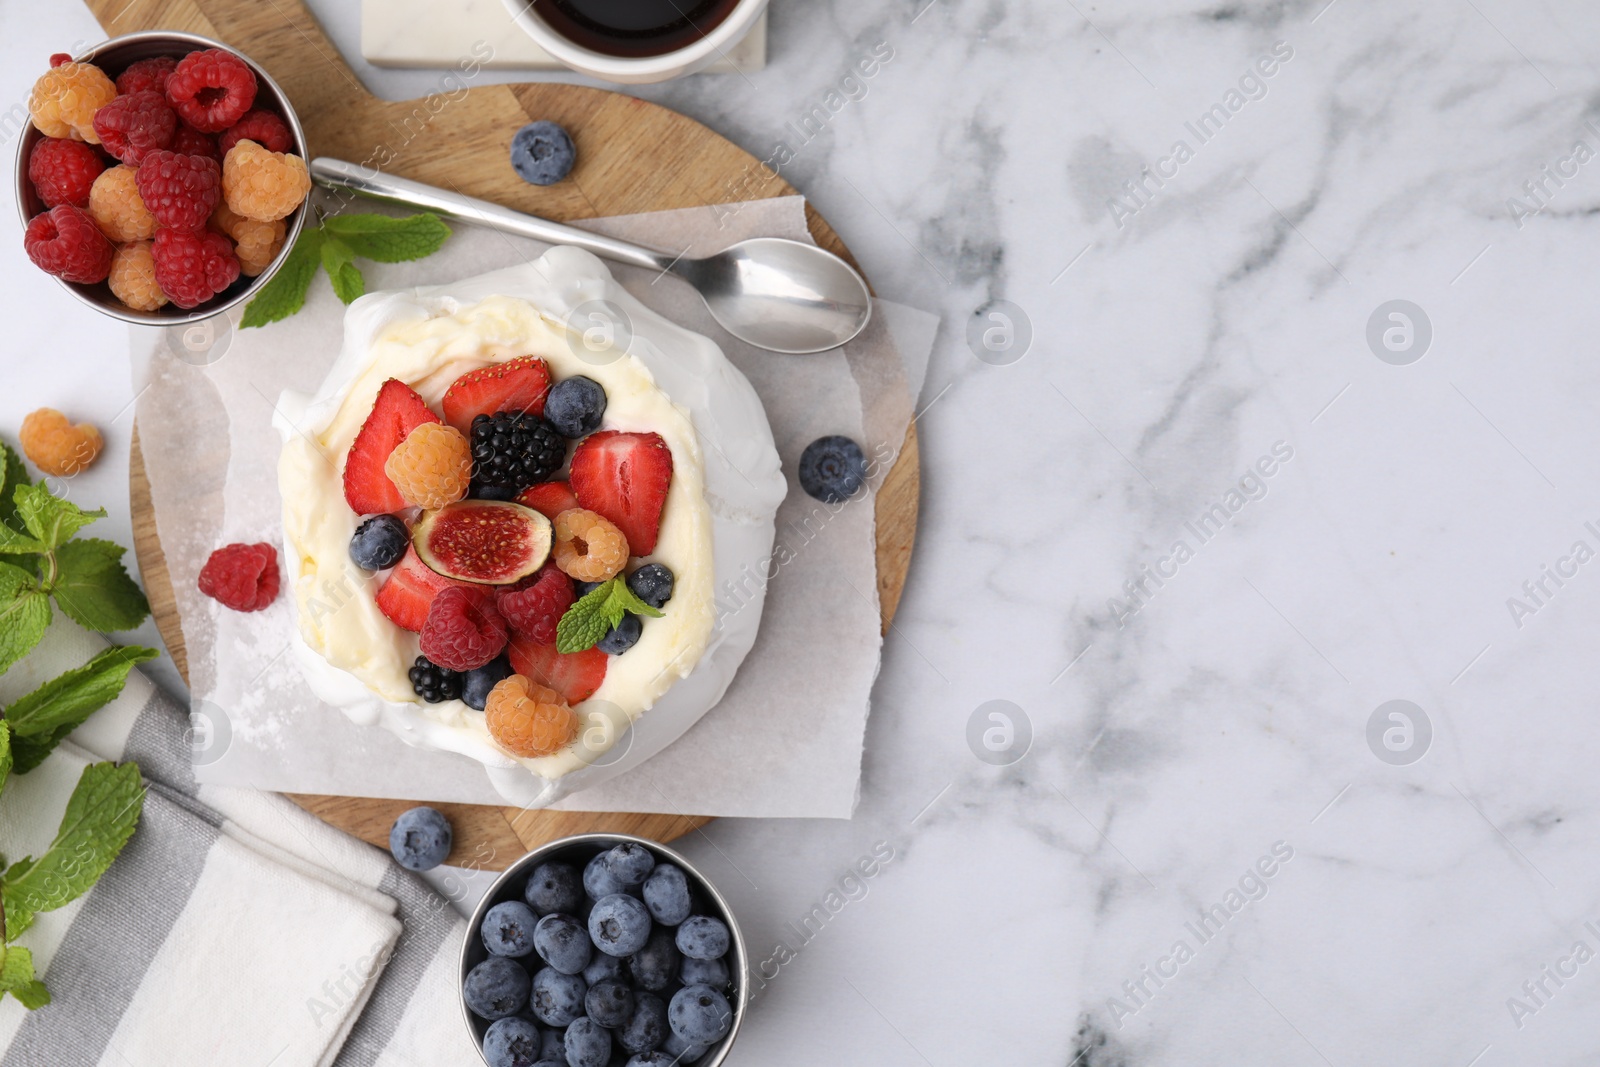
534,0,743,57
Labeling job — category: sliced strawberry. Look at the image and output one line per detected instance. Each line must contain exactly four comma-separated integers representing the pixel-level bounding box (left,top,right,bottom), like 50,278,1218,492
375,546,478,632
508,636,607,704
516,480,580,523
344,379,440,516
568,431,673,556
441,356,552,432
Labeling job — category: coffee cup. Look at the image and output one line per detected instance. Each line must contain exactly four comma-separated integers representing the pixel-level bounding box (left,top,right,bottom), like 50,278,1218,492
501,0,769,84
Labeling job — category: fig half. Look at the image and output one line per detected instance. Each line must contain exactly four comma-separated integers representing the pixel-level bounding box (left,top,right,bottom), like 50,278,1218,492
414,499,552,585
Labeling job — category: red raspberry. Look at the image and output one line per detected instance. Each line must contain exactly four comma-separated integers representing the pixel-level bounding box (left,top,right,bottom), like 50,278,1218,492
219,109,291,155
165,48,256,133
48,53,72,69
24,205,112,283
151,228,239,309
135,149,220,231
198,542,279,612
115,55,178,96
171,122,220,161
420,587,508,672
27,138,104,208
91,90,176,166
494,562,575,646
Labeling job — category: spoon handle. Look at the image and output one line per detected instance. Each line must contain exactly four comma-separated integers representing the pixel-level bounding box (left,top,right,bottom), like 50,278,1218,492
308,158,676,273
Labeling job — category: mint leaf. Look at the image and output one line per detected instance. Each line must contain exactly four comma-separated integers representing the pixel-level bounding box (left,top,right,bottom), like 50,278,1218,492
322,212,451,262
49,539,150,632
6,645,157,743
612,581,665,621
2,896,30,943
554,579,660,653
320,232,353,276
10,980,49,1010
0,438,28,533
556,579,622,653
0,562,48,676
0,525,45,554
14,485,102,549
330,261,365,303
3,762,144,916
241,227,324,328
0,945,46,1008
0,724,12,797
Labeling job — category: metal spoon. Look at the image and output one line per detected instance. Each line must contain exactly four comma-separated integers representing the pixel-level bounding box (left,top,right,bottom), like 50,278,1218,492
309,158,872,354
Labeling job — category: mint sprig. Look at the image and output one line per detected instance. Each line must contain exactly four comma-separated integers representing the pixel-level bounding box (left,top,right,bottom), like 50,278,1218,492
242,211,452,328
0,432,155,1007
555,576,664,654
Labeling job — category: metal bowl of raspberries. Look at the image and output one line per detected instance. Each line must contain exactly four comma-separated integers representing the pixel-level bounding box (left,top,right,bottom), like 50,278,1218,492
12,30,310,325
460,833,748,1067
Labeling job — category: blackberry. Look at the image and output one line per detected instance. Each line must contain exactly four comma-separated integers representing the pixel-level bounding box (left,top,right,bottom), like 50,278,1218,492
470,412,566,493
408,655,462,703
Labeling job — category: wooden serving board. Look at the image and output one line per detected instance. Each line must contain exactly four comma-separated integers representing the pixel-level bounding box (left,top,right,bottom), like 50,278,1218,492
106,0,919,870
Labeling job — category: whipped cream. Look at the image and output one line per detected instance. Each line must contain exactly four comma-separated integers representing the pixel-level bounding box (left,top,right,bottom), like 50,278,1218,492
275,248,786,807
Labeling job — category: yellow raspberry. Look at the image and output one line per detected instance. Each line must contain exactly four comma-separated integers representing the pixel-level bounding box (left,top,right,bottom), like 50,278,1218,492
212,202,286,276
551,508,629,582
28,62,116,143
108,242,167,312
88,165,156,242
385,422,471,510
221,139,311,222
19,408,103,476
485,675,578,758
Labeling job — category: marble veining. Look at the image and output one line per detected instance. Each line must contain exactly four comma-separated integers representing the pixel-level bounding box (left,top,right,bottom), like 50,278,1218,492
9,0,1600,1060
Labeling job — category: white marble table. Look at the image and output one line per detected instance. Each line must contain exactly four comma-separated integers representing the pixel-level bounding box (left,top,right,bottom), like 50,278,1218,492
11,0,1600,1061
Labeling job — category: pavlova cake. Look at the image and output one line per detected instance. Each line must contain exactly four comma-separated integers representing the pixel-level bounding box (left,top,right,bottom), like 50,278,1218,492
275,247,786,806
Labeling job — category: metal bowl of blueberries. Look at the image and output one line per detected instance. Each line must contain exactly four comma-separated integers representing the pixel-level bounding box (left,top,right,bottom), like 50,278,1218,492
461,833,747,1067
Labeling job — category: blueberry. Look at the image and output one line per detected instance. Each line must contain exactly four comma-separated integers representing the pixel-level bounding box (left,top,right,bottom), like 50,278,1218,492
606,842,656,886
597,613,642,655
563,1016,611,1067
539,1027,566,1062
482,900,540,958
464,957,531,1020
583,977,634,1027
629,928,680,992
462,655,513,711
529,966,586,1026
533,912,591,975
581,951,627,986
583,852,626,899
679,956,729,990
483,1016,543,1067
471,483,520,501
626,1054,678,1067
573,579,602,599
674,915,730,961
798,435,868,503
589,893,652,957
389,806,452,870
524,861,584,915
616,991,668,1054
511,120,576,186
668,984,733,1045
626,564,674,609
349,514,409,570
544,376,607,438
663,1031,710,1063
641,864,692,925
408,655,462,704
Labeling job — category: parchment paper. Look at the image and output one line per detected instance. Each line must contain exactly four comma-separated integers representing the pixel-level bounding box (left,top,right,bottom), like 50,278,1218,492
131,194,936,818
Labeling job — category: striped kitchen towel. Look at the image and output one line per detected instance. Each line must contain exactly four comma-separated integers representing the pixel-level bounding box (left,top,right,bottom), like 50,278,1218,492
0,620,478,1066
